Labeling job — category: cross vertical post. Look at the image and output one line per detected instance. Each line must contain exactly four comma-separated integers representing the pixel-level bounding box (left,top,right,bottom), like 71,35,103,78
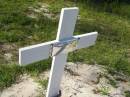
46,7,79,97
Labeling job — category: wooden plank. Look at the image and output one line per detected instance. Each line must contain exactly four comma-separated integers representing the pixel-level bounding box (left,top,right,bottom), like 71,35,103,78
74,32,98,49
56,7,79,41
46,8,79,97
19,41,56,65
46,53,67,97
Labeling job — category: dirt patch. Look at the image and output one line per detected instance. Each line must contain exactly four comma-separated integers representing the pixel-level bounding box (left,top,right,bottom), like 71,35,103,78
0,43,18,64
26,3,58,20
0,74,42,97
1,63,130,97
42,62,130,97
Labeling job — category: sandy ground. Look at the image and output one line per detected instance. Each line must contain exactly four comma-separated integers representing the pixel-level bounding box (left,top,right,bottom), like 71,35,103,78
0,75,42,97
0,63,130,97
60,63,130,97
61,63,108,97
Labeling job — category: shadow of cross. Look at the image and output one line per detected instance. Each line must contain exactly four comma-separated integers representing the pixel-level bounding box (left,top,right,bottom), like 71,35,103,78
19,7,98,97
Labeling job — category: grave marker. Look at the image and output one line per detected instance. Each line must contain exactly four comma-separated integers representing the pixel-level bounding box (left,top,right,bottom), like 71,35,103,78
19,7,98,97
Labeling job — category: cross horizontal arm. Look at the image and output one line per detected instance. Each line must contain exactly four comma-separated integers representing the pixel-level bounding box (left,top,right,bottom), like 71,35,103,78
19,32,98,65
19,40,56,65
74,32,98,49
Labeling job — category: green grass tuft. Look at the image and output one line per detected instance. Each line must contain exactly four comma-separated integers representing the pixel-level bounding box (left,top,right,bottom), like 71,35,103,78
0,64,21,90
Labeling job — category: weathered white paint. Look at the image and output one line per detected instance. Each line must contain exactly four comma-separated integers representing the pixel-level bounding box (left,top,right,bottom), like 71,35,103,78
19,7,98,97
46,8,79,97
56,7,79,41
46,53,67,97
19,40,56,65
74,32,98,49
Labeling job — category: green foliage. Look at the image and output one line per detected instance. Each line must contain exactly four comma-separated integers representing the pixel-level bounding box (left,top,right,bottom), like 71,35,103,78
106,51,130,75
38,79,48,89
77,0,130,4
77,0,130,18
0,59,51,90
24,59,51,76
0,31,26,42
0,0,57,44
0,64,22,90
104,74,117,88
108,78,117,88
98,86,109,95
125,91,130,97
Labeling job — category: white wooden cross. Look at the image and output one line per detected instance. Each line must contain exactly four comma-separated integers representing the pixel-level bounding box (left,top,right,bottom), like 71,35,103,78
19,7,98,97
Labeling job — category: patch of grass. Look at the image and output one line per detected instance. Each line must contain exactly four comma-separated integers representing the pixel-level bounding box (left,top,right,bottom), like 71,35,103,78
44,0,75,13
107,52,130,75
125,91,130,97
108,78,117,88
98,86,109,95
104,75,118,88
0,64,22,90
24,59,51,76
0,30,26,43
0,59,51,90
77,0,130,19
0,0,57,44
38,79,48,89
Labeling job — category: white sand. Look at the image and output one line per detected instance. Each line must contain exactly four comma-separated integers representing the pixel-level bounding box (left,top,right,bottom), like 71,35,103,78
1,63,130,97
0,75,42,97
